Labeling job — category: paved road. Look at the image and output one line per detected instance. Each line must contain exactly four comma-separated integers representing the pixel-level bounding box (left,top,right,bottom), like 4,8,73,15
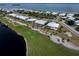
59,21,79,37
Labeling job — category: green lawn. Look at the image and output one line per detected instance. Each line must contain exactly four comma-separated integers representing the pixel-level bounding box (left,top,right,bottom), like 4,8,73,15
1,16,79,56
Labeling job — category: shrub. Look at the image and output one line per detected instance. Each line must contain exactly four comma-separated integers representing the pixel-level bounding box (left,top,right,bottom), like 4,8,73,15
66,20,75,26
75,26,79,31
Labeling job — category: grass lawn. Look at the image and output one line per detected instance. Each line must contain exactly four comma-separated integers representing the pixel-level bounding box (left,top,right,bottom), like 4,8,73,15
1,16,79,56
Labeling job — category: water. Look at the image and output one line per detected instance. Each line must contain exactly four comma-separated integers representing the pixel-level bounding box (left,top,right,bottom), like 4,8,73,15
0,3,79,12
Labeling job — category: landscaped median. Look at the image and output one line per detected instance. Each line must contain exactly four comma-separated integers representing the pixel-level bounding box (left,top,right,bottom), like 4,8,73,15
1,16,79,56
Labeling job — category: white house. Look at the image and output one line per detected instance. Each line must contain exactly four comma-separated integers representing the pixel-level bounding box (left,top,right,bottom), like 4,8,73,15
61,16,67,19
59,13,66,17
52,12,58,15
16,15,29,20
66,13,75,20
8,13,29,21
46,11,51,14
35,20,47,25
68,17,75,20
26,18,37,22
75,20,79,25
8,13,17,17
67,13,74,18
47,22,59,30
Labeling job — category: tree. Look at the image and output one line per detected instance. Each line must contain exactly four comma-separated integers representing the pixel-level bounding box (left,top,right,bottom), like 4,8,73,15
66,20,75,26
58,26,63,33
75,26,79,31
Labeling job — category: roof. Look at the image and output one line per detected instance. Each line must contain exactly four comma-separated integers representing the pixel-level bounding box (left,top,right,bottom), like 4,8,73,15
75,20,79,25
52,12,58,15
46,11,51,14
8,13,17,17
35,20,47,25
61,16,67,19
68,17,75,20
16,15,28,20
59,13,66,16
67,13,74,17
26,18,37,22
8,13,29,20
47,22,59,30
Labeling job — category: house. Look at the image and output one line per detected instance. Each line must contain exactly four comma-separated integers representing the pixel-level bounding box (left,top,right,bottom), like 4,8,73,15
7,13,17,21
26,18,37,27
68,17,75,20
67,13,74,18
52,12,58,15
8,13,17,17
26,18,37,22
75,20,79,26
59,13,66,17
47,22,59,30
35,20,47,26
61,16,67,19
34,20,47,29
46,11,51,14
16,15,29,21
8,13,29,21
